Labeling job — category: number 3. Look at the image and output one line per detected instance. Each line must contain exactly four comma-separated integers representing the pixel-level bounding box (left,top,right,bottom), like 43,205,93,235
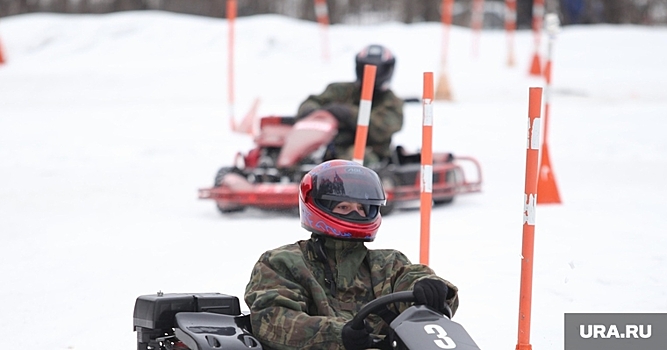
424,324,456,349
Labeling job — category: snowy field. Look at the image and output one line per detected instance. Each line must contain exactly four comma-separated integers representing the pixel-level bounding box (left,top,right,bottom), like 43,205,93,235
1,10,666,350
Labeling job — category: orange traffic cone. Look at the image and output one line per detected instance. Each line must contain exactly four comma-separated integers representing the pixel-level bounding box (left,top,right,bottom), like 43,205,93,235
537,143,561,204
434,71,453,101
231,97,261,136
529,51,541,76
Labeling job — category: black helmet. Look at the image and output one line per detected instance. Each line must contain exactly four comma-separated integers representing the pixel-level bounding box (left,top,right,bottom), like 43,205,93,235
355,44,395,91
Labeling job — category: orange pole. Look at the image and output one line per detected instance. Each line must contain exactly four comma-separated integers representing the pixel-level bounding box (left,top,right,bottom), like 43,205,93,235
505,0,517,66
352,64,376,164
516,87,542,350
543,45,552,145
440,0,453,65
435,0,454,101
471,0,485,58
528,0,544,76
314,0,330,62
227,0,237,131
537,14,562,204
542,14,560,145
0,17,5,65
419,72,434,265
0,36,6,65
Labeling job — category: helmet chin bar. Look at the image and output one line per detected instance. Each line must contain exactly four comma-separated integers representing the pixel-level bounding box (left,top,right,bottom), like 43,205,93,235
300,200,381,242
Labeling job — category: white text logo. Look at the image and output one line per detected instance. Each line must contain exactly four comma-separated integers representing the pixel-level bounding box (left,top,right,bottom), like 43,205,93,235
579,324,652,339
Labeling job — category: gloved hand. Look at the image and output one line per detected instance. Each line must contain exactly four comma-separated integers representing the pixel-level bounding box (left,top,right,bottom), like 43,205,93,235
323,103,355,130
342,320,374,350
413,278,449,312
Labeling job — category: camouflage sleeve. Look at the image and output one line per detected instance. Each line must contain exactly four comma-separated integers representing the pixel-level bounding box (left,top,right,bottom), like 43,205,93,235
244,249,347,350
366,90,404,147
296,83,359,124
374,250,459,316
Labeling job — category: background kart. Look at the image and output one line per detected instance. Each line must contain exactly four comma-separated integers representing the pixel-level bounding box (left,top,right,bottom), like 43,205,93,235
198,110,482,216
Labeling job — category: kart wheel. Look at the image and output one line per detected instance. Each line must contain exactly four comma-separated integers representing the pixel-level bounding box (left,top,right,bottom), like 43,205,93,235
434,169,460,205
433,197,454,205
215,202,245,214
213,167,246,214
378,171,398,216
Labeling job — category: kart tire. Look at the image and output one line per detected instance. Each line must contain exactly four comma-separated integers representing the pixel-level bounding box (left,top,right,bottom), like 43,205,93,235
433,196,455,205
434,169,459,205
378,171,398,216
213,167,246,214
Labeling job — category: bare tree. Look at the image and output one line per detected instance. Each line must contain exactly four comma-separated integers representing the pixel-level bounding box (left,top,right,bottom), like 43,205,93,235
602,0,631,23
401,0,441,23
398,0,415,23
296,0,314,22
1,0,665,25
425,0,441,22
517,0,534,28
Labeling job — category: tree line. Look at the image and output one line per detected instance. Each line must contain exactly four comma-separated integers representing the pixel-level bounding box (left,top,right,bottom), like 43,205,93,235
1,0,665,27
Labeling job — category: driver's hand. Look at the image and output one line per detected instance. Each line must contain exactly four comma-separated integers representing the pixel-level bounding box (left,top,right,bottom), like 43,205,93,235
342,320,374,350
413,278,449,312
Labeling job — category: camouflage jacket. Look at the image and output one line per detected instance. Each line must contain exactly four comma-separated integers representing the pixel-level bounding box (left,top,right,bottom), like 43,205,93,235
297,82,404,160
244,235,459,350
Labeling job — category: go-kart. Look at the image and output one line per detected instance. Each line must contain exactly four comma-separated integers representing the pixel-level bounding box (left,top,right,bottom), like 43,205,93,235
198,110,482,216
132,291,481,350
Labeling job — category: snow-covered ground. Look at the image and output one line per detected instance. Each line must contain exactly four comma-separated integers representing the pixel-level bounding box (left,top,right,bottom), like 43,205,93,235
1,11,666,350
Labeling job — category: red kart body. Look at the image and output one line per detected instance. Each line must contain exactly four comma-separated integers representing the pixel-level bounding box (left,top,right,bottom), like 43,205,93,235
198,111,482,215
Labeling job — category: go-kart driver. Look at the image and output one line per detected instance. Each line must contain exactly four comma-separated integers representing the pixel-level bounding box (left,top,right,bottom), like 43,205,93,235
244,160,459,350
295,45,404,166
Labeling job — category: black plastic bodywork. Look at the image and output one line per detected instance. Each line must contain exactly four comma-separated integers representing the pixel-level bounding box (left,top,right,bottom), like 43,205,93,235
133,292,261,350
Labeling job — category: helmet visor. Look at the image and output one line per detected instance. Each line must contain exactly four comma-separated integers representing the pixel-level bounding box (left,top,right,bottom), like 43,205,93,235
311,165,386,206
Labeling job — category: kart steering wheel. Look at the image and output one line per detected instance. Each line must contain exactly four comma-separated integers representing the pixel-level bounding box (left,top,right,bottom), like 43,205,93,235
348,291,453,331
